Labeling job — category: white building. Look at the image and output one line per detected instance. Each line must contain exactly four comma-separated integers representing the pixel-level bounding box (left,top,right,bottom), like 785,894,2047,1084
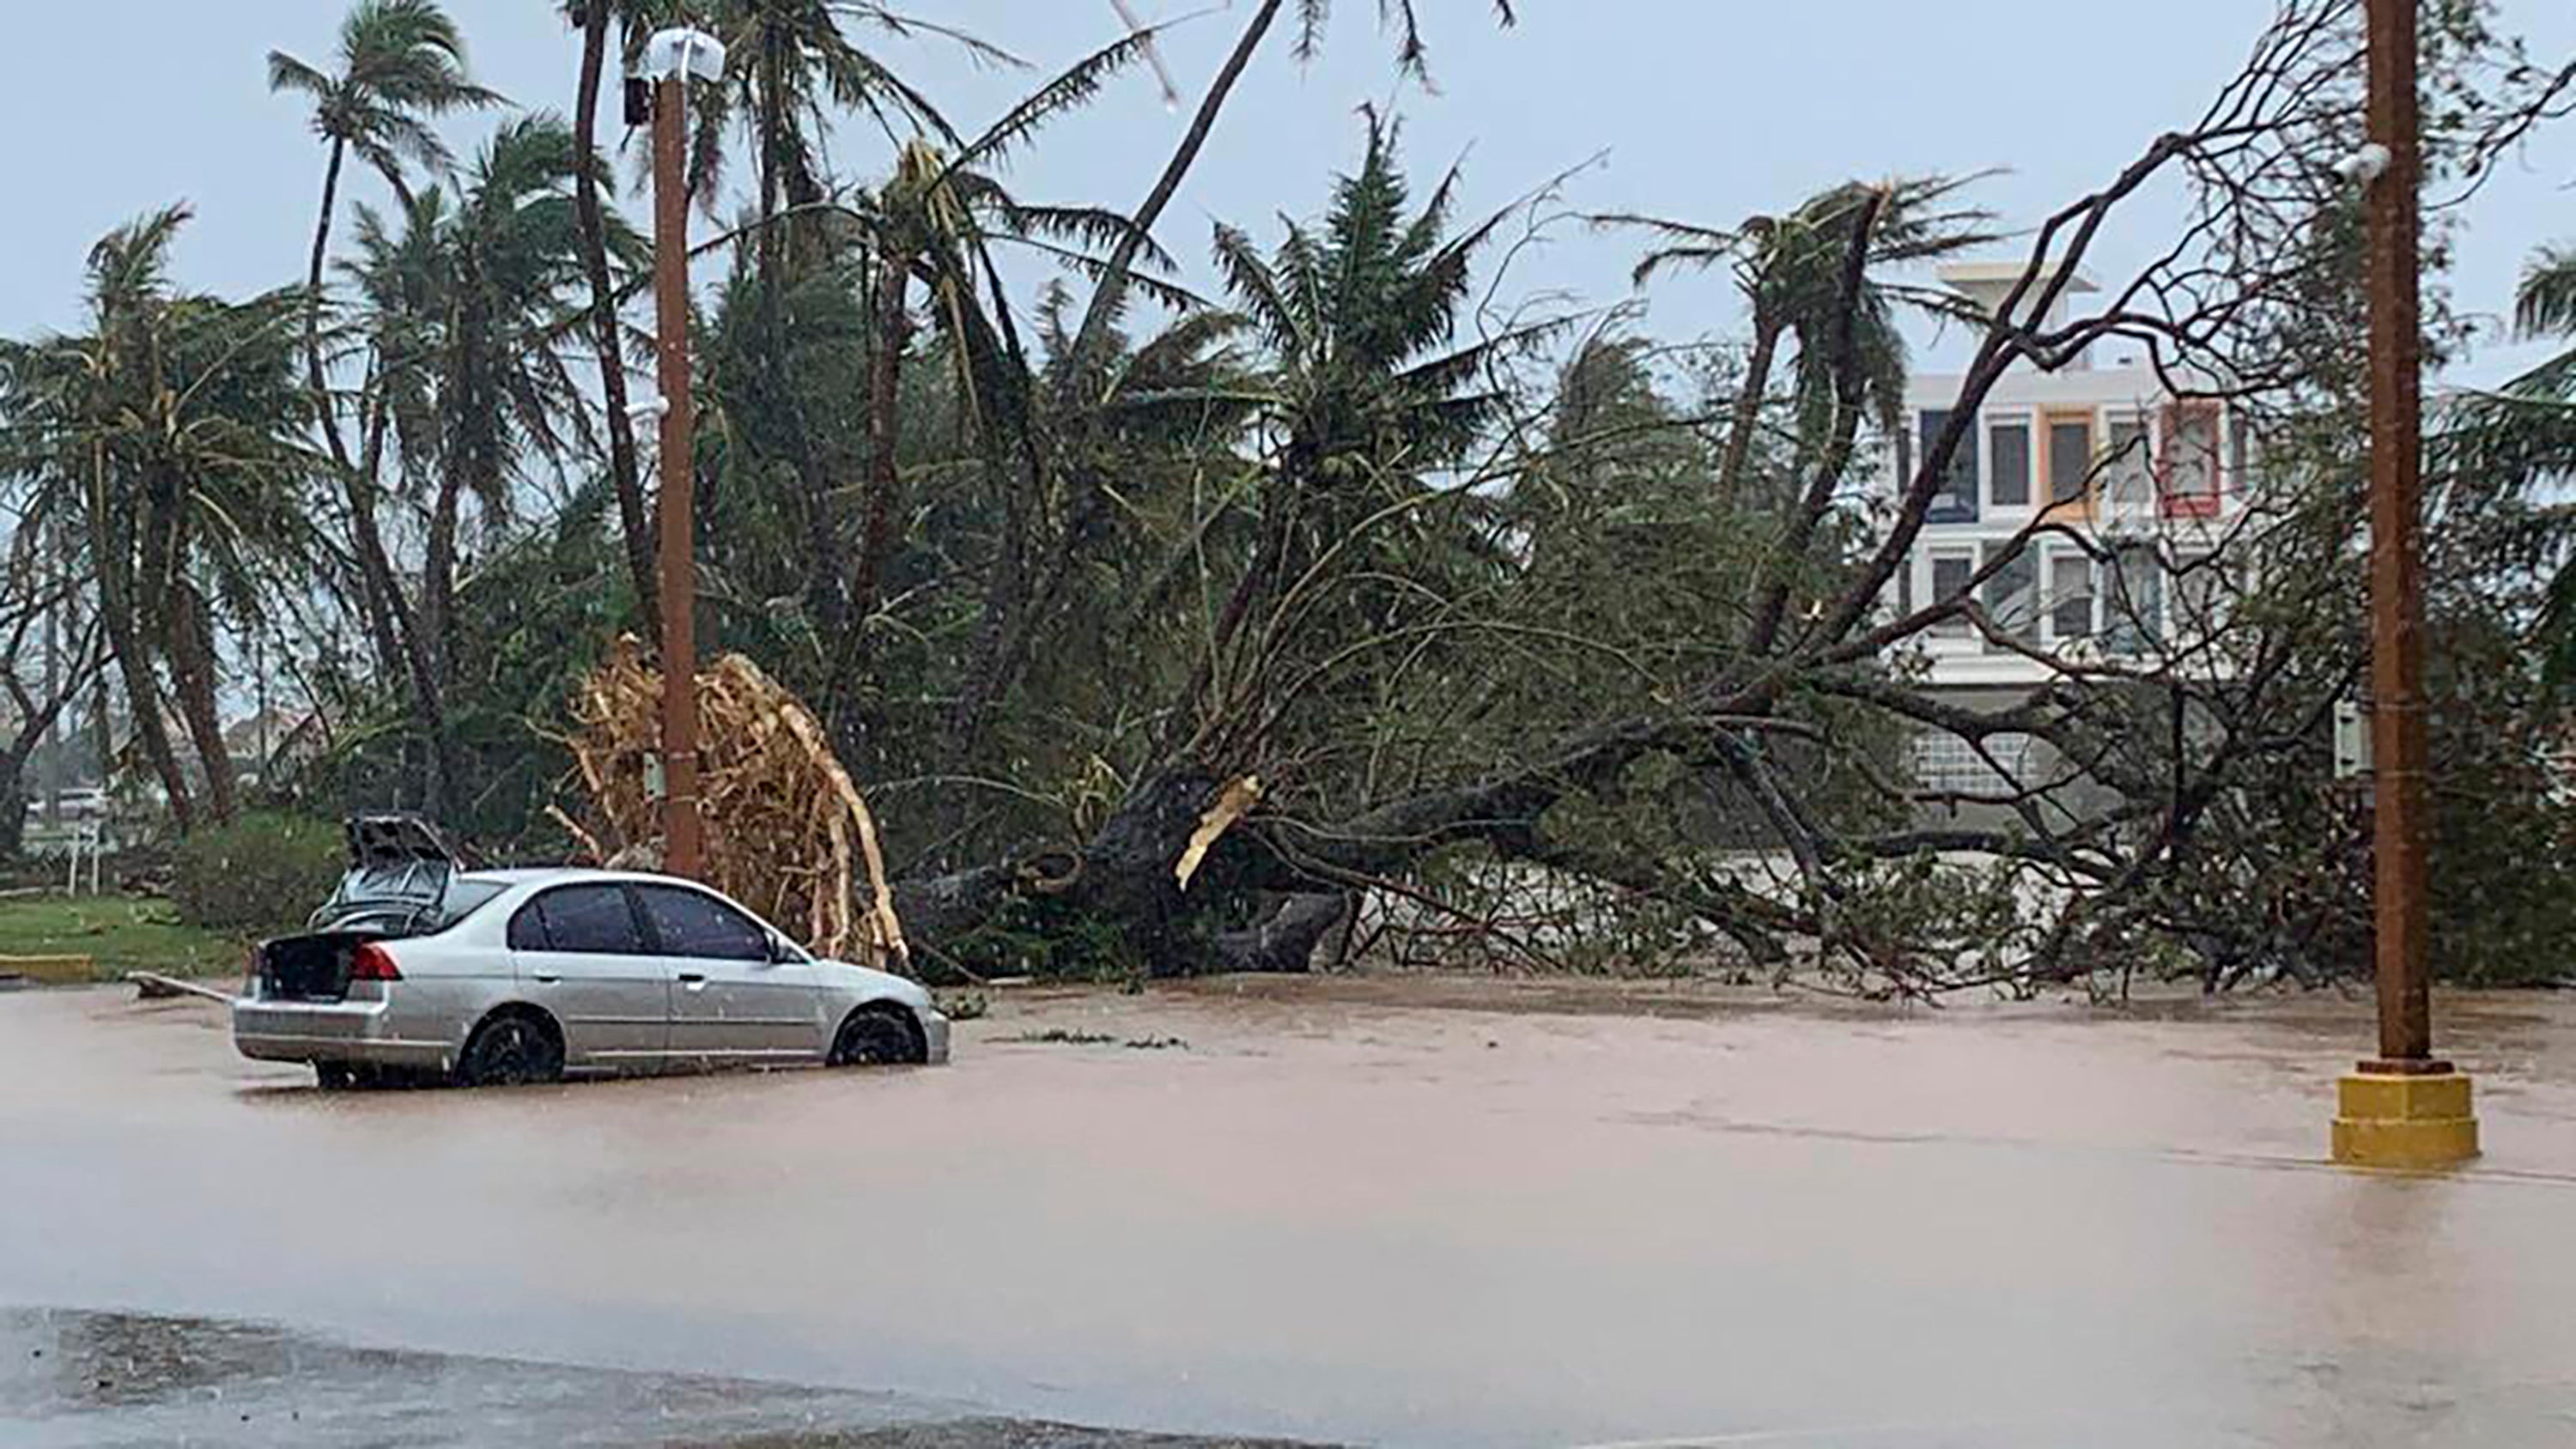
1886,263,2253,795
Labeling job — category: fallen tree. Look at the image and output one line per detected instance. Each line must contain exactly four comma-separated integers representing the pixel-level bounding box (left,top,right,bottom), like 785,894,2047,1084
876,3,2576,991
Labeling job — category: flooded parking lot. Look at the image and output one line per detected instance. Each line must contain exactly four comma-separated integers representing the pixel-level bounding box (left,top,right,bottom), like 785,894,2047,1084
5,978,2576,1446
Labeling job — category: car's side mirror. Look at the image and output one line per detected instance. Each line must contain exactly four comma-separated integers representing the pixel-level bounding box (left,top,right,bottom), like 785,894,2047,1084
767,930,798,964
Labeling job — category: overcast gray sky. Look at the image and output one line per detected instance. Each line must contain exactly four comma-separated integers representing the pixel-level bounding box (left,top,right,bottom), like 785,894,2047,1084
4,2,2572,381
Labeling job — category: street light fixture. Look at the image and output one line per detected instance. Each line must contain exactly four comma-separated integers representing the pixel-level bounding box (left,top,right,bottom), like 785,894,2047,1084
637,26,723,879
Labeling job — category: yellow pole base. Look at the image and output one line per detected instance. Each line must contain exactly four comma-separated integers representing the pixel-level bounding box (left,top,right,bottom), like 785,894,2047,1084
2331,1068,2479,1168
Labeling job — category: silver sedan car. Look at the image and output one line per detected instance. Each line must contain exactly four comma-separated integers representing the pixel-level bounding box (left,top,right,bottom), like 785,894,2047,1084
233,834,947,1088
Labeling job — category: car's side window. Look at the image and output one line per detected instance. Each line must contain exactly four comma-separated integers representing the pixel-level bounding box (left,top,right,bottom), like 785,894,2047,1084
634,884,770,962
506,900,546,951
519,884,648,955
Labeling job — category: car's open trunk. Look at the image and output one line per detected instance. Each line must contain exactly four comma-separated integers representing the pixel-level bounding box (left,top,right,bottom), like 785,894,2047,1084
256,931,385,1003
252,815,465,1002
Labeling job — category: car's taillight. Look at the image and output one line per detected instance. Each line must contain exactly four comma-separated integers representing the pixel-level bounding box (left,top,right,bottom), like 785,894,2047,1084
349,943,404,981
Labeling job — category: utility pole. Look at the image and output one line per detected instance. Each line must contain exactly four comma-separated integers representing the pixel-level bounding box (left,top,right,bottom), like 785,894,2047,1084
41,512,61,827
2366,0,2429,1071
2334,0,2476,1167
642,27,724,878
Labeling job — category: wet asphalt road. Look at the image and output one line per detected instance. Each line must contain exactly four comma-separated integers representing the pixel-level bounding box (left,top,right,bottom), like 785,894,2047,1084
6,978,2576,1446
0,1306,1296,1447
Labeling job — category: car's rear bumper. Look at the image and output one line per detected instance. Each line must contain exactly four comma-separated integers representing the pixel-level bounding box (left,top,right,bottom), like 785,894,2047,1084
232,997,456,1070
920,1009,951,1065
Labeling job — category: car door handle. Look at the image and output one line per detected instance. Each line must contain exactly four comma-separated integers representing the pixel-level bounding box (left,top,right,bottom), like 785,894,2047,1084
678,972,708,989
533,973,561,985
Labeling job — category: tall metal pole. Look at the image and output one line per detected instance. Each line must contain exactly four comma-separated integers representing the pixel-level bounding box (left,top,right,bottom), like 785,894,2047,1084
41,512,61,827
652,70,702,878
2366,0,2433,1069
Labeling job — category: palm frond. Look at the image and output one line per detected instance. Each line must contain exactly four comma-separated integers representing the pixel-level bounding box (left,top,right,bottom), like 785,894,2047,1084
951,25,1163,177
2516,245,2576,341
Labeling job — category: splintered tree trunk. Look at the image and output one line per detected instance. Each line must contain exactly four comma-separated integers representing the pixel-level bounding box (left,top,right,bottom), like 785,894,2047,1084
891,767,1364,979
891,715,1658,979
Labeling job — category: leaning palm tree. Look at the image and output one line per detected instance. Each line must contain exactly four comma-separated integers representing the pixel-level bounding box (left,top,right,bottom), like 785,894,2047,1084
336,115,635,818
834,24,1179,628
1601,175,1996,497
270,0,499,705
0,208,315,828
269,0,501,372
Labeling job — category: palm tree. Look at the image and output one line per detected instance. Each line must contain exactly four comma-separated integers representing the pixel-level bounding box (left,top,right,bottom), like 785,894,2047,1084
565,0,664,632
269,0,501,412
269,0,499,701
339,115,632,817
835,27,1176,630
0,208,314,828
1602,176,1995,498
1191,118,1557,764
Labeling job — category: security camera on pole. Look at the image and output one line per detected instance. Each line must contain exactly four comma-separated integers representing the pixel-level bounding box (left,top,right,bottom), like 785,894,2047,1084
635,27,725,879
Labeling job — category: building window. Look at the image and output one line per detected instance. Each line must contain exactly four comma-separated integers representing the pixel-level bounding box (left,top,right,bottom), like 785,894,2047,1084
2103,543,2166,655
2104,413,2153,517
1922,409,1979,523
2049,549,2094,641
1929,550,1975,638
2160,402,2221,517
1911,731,2033,795
2047,413,2094,506
1990,419,2031,509
1981,541,2039,652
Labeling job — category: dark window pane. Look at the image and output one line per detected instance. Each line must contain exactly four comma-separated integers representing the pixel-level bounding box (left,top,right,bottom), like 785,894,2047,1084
2105,544,2166,654
1922,410,1979,522
532,884,646,955
2050,553,2093,640
1930,554,1974,637
507,902,546,951
2105,417,2153,512
1990,423,2031,507
2050,421,2093,503
2165,408,2219,506
635,885,769,961
1982,542,2039,651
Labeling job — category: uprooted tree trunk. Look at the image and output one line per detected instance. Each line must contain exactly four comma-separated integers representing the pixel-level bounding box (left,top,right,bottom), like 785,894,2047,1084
891,763,1364,978
565,637,909,969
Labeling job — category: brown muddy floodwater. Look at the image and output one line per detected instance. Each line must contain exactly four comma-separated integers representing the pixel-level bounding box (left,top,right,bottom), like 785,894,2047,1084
4,976,2576,1446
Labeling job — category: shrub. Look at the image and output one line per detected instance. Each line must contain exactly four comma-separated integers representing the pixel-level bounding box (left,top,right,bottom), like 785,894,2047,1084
171,812,344,937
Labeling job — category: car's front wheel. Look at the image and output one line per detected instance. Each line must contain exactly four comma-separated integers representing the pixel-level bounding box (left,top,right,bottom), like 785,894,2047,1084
455,1010,566,1088
829,1004,925,1066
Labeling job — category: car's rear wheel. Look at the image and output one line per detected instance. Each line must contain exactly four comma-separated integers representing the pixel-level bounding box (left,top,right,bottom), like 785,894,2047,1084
829,1004,924,1066
455,1010,565,1088
315,1062,356,1091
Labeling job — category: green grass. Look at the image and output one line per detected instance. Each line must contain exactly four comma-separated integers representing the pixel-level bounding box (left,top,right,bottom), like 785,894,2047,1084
0,894,250,982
